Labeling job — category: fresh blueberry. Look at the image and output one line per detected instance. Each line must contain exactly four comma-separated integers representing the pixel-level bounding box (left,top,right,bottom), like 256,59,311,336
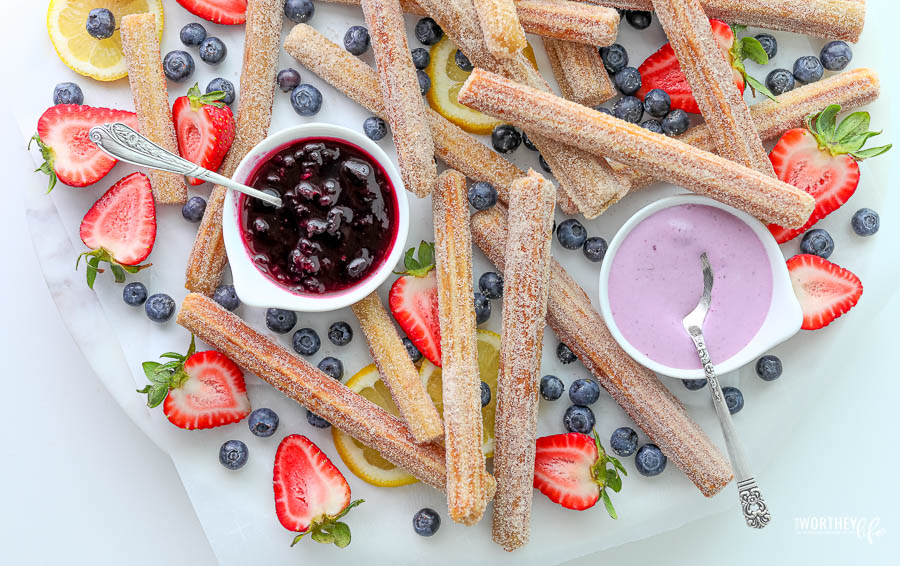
610,427,639,457
85,8,115,40
661,109,690,136
292,328,321,356
625,10,652,30
415,18,443,45
582,237,608,263
317,357,344,380
755,34,778,59
765,68,795,95
122,282,147,306
328,321,353,346
248,408,279,437
478,272,504,299
557,342,577,364
635,444,667,476
206,78,235,105
306,410,330,428
417,69,431,95
643,88,671,118
820,40,852,71
473,292,491,325
595,106,613,116
556,218,587,249
538,154,552,174
613,67,642,95
683,378,707,391
564,405,595,434
219,440,248,470
199,37,227,65
277,68,302,93
411,47,430,70
793,55,824,83
569,378,600,406
800,228,834,258
480,381,491,407
755,355,783,381
213,284,240,311
180,23,207,47
522,131,537,151
344,26,370,56
413,508,441,536
851,208,879,236
181,196,206,222
290,84,323,116
266,308,297,334
722,386,744,414
491,124,522,154
467,181,498,210
402,337,423,363
145,293,175,323
53,82,83,105
454,49,473,72
640,119,664,134
163,50,195,82
599,44,628,74
540,375,564,401
612,96,644,123
363,116,387,141
284,0,315,23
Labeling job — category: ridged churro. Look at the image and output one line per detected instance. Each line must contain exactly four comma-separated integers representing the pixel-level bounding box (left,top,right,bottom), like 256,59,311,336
470,207,734,497
458,68,815,227
492,171,556,551
432,170,494,526
184,0,282,295
474,0,527,59
119,14,187,204
351,292,444,444
544,37,616,107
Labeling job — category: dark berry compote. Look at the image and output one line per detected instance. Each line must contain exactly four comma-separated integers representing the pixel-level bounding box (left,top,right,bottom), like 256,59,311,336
240,138,397,295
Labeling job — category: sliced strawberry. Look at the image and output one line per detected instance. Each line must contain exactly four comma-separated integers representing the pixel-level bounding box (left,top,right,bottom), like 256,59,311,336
787,254,863,330
173,84,236,186
274,435,363,548
176,0,247,25
388,241,442,366
31,105,139,190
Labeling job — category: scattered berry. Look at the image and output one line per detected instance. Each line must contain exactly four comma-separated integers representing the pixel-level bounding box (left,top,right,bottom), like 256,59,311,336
417,69,431,95
413,508,441,536
473,292,491,324
290,84,323,116
640,119,664,134
642,88,671,118
199,37,227,65
317,357,344,380
85,8,115,40
800,228,834,258
491,124,522,154
180,22,207,46
277,68,301,93
306,410,330,428
613,67,642,95
122,282,148,306
610,427,638,457
613,95,644,123
595,106,612,115
564,405,595,434
402,337,423,363
599,44,628,74
206,77,235,105
820,40,852,71
283,0,315,23
182,196,207,222
557,342,577,364
765,68,796,95
363,116,387,141
787,254,863,330
163,50,195,82
556,218,587,249
454,49,473,72
480,381,491,407
661,109,690,136
635,443,666,476
538,154,552,174
625,10,652,30
266,308,297,334
682,378,707,391
53,82,83,105
755,34,778,59
219,440,249,470
145,293,175,323
755,355,782,381
569,379,600,406
415,18,442,45
248,408,279,437
467,181,498,210
411,47,430,70
851,208,879,236
344,26,370,56
213,284,240,311
328,321,353,346
793,55,824,83
540,375,564,401
292,328,321,356
582,236,608,263
478,272,504,299
522,131,537,151
722,386,744,414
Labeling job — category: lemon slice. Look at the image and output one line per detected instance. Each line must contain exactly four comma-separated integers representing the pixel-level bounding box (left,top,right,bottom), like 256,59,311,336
47,0,165,81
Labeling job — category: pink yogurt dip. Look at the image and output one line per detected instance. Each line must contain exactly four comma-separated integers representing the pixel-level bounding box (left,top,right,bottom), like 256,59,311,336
608,204,773,370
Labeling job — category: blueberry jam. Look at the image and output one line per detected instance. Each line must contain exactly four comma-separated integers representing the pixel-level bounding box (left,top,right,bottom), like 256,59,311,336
241,138,397,295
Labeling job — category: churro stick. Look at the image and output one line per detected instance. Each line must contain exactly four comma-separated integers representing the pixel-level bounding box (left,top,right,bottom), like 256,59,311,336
362,0,437,197
458,68,815,227
471,207,734,497
544,38,616,107
492,171,556,552
184,0,282,295
474,0,527,59
432,170,495,526
351,292,444,444
177,293,448,488
119,14,187,204
651,0,774,176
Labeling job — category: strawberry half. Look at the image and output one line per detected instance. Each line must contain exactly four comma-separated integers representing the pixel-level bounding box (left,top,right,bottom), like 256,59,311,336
274,435,364,549
139,336,251,429
388,241,442,366
30,104,139,191
767,105,891,243
77,172,156,288
173,84,236,186
176,0,247,25
787,254,863,330
533,432,626,518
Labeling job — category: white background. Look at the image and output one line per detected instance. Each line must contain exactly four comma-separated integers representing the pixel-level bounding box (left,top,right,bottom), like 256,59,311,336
3,1,899,565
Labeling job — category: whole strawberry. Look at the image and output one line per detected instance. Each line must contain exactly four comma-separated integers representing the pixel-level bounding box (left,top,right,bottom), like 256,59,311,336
388,241,442,366
173,83,236,185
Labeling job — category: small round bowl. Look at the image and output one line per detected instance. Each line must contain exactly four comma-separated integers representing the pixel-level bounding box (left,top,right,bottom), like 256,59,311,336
223,123,409,312
598,194,802,379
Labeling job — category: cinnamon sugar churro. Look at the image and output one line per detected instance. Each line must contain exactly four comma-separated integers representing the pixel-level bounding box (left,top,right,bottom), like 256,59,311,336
474,0,527,59
470,207,733,497
458,68,815,227
119,14,187,204
432,170,494,526
544,38,616,107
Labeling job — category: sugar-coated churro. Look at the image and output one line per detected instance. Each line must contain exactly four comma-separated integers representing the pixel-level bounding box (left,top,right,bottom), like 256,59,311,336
432,170,495,526
184,0,282,295
119,14,187,205
470,207,734,497
458,68,815,227
491,171,556,551
362,0,437,197
351,292,444,444
474,0,527,59
544,37,616,107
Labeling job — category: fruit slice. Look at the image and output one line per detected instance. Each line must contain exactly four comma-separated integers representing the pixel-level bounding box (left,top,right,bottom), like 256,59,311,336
389,241,442,366
173,84,236,186
786,254,863,330
176,0,247,25
47,0,165,81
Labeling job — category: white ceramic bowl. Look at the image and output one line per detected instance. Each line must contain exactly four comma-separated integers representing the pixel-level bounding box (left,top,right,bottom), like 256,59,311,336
598,194,802,379
223,123,409,312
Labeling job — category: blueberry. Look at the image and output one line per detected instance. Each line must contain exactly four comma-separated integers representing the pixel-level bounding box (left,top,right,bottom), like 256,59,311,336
625,10,652,30
290,84,323,116
417,70,431,95
582,237,608,263
522,131,537,151
219,440,248,470
599,44,628,74
180,23,207,47
682,378,707,391
306,410,330,428
564,405,595,434
411,47,430,70
820,40,852,71
328,321,353,346
85,8,115,40
491,124,522,154
401,337,423,363
180,196,206,222
800,228,834,258
722,386,744,414
480,381,491,407
344,26,370,56
557,342,577,364
640,119,664,134
284,0,315,23
248,408,279,437
569,378,601,406
755,34,778,60
454,49,473,72
793,55,824,83
292,328,321,356
755,354,783,381
317,357,344,380
277,68,301,93
415,18,443,45
612,95,644,123
473,292,491,325
540,375,564,401
362,116,387,141
643,88,671,118
538,154,552,174
199,37,227,65
413,508,441,536
213,284,241,311
206,78,235,105
635,444,666,476
610,427,639,457
556,218,587,249
163,50,195,82
765,68,795,96
53,82,83,105
595,106,613,116
145,293,175,323
266,308,297,334
478,272,504,299
467,181,498,210
661,109,690,136
122,282,147,306
851,208,879,236
613,67,642,95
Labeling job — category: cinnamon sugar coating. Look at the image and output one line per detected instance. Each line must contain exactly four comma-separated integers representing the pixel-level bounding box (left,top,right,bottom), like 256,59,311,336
474,0,528,59
544,38,616,107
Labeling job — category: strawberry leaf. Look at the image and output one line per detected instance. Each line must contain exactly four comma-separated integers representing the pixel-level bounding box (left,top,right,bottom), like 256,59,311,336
331,522,351,548
290,499,363,549
834,111,870,142
28,133,57,193
590,431,624,519
86,255,100,289
738,37,769,65
743,74,777,102
815,105,840,139
851,144,892,160
138,336,198,407
806,105,892,160
187,82,227,109
394,241,436,277
601,490,618,520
